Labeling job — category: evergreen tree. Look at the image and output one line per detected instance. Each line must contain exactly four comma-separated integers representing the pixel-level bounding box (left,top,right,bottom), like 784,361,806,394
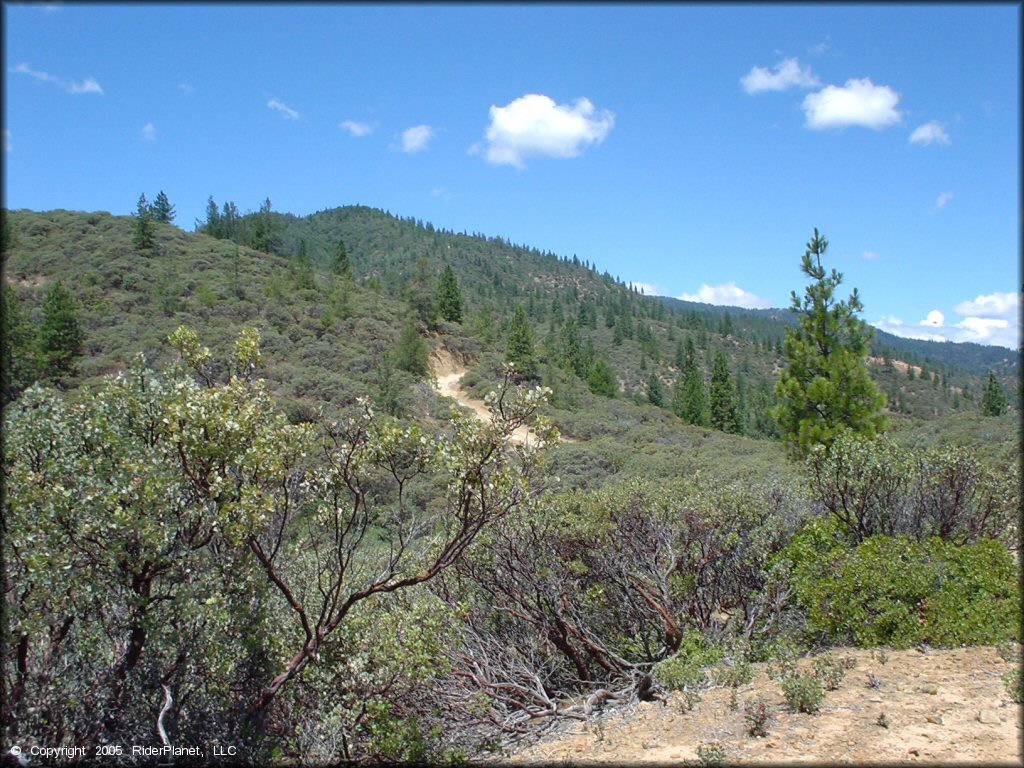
1,285,36,402
201,196,220,235
436,264,464,323
980,372,1008,416
332,239,351,276
646,371,667,408
709,350,740,433
152,190,176,223
394,317,429,378
133,193,156,250
773,229,887,457
586,357,618,398
39,280,83,380
504,306,537,379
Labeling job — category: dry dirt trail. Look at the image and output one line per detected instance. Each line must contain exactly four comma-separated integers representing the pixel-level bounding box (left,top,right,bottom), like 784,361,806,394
507,645,1022,765
431,352,534,445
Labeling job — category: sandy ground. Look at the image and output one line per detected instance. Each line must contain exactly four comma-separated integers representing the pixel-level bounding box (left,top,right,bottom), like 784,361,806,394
507,646,1022,764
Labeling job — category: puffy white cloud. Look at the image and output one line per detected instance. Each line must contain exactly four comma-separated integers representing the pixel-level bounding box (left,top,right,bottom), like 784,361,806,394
679,283,773,309
475,94,614,169
802,78,901,130
934,191,954,210
909,120,951,146
267,98,300,120
875,291,1020,349
740,58,820,94
340,120,373,137
141,122,156,141
398,124,435,153
12,62,103,95
954,291,1018,319
629,282,664,297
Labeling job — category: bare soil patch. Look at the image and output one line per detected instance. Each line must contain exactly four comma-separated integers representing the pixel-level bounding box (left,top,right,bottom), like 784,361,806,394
507,646,1021,764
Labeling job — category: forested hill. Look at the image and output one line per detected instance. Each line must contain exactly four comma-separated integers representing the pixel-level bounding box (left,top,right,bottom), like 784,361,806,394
2,204,1018,450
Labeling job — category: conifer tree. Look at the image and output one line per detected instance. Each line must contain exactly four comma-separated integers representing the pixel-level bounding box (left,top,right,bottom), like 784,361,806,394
672,337,709,426
505,306,537,379
332,239,351,276
133,193,155,250
2,285,36,402
587,357,618,398
152,190,176,223
981,372,1008,416
437,264,464,323
394,317,429,378
709,350,740,433
773,229,887,457
39,280,83,380
646,371,667,408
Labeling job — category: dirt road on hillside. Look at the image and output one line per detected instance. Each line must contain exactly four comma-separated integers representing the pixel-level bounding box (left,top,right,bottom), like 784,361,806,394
433,367,534,445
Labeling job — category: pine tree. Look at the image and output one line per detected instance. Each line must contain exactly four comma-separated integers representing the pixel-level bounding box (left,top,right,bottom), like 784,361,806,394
505,306,537,379
133,193,156,250
436,264,464,323
152,190,176,223
1,285,37,402
646,372,667,408
709,350,740,433
394,317,429,378
39,280,83,380
672,338,709,426
980,372,1008,416
587,358,618,398
332,239,351,276
773,229,887,457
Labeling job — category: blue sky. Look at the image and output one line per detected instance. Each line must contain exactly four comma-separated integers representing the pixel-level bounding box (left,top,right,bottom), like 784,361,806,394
5,3,1020,349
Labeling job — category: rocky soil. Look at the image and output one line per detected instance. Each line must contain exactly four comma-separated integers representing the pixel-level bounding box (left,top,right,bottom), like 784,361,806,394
506,645,1021,764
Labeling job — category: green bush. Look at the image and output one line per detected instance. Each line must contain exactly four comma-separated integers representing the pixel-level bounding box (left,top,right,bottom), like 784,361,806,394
1004,668,1023,704
812,654,846,691
781,673,824,714
782,523,1020,648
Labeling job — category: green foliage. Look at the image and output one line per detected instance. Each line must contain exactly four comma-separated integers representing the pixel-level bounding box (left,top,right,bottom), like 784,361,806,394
780,673,824,714
710,350,740,433
38,279,83,380
586,357,618,397
1004,668,1023,704
646,371,668,408
504,305,537,379
133,192,156,250
981,372,1008,416
782,528,1021,648
773,229,887,457
394,316,430,378
744,697,772,737
152,190,176,223
673,337,709,426
811,654,846,690
696,742,727,766
2,284,37,401
331,238,350,275
437,263,464,323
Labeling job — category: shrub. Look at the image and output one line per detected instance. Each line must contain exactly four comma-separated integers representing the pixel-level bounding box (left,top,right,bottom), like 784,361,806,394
744,697,772,737
781,674,824,714
782,527,1020,648
1004,668,1023,704
696,742,727,766
812,654,846,691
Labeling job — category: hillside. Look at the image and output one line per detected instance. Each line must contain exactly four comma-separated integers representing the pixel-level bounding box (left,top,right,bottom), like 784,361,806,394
3,202,1020,765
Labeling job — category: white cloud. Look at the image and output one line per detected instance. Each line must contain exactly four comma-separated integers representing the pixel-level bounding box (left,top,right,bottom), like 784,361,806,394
934,191,954,210
629,282,664,297
474,94,614,169
431,187,452,202
12,62,103,95
398,124,435,153
954,291,1018,319
678,283,773,309
267,98,300,120
862,250,880,260
909,120,951,146
141,122,156,141
4,129,10,153
802,78,901,130
875,291,1020,349
340,120,373,137
740,58,820,94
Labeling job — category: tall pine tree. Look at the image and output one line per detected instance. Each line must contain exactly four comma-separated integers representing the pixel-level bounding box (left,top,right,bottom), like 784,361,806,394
505,306,537,379
436,264,464,323
709,350,740,433
39,280,83,380
773,229,886,457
